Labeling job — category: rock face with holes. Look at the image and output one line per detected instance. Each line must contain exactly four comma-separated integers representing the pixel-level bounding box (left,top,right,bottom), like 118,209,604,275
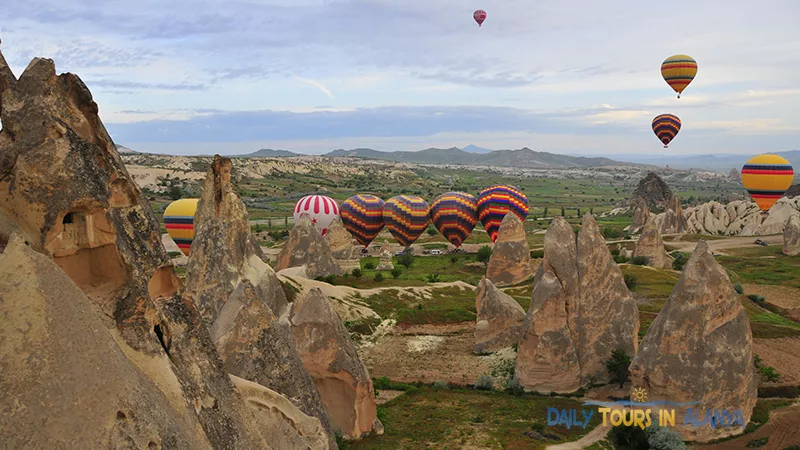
629,241,757,442
290,288,383,439
783,214,800,256
185,156,336,447
633,220,673,269
474,277,526,354
486,212,535,286
275,214,344,279
0,51,277,448
520,215,638,390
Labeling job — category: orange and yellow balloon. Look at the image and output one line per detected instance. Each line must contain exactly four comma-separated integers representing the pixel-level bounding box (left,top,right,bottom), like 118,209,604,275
741,154,794,212
661,54,697,98
163,198,199,256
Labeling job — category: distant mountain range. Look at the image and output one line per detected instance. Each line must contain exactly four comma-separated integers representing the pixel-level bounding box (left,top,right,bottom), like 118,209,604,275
599,150,800,172
232,148,300,158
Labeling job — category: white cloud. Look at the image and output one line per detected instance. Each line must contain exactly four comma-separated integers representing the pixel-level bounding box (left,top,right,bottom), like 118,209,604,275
291,75,335,99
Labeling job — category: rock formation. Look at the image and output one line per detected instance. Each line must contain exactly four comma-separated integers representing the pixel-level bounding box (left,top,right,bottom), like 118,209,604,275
629,241,757,442
652,195,688,234
474,277,526,354
785,184,800,199
518,215,638,390
325,216,360,272
729,168,741,182
486,212,535,286
515,270,581,393
376,250,395,270
291,288,382,438
0,52,283,448
633,220,673,269
683,198,800,236
628,197,651,234
275,214,344,279
783,214,800,256
754,197,800,236
631,172,673,209
185,156,336,446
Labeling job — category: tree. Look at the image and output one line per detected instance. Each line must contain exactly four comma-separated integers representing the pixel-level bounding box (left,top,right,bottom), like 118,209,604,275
605,349,632,388
284,216,289,227
590,207,594,216
543,207,548,219
390,267,402,279
254,223,261,233
167,185,183,200
561,206,566,217
477,245,493,266
268,218,272,229
351,268,363,279
397,249,414,268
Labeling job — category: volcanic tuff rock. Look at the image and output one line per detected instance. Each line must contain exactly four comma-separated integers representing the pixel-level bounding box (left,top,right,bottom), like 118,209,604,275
275,213,344,278
633,220,673,269
291,288,382,438
628,197,652,234
783,214,800,256
729,168,741,182
185,156,336,446
785,184,800,199
0,52,268,447
524,215,638,388
485,212,535,286
515,270,581,393
683,198,800,236
629,241,757,442
631,172,673,209
325,216,356,259
474,277,526,354
755,197,800,235
376,250,395,270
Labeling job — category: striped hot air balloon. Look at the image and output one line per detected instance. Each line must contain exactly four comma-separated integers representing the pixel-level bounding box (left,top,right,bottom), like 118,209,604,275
661,54,698,98
163,198,199,256
430,192,478,248
382,195,431,248
477,185,529,243
293,195,339,236
340,194,386,247
741,154,795,212
652,114,681,148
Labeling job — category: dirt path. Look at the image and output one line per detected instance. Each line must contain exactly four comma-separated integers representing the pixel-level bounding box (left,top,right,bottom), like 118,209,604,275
667,235,784,253
546,423,611,450
700,403,800,450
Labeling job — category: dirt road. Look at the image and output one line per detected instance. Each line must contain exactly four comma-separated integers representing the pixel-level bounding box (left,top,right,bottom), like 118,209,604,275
666,235,784,253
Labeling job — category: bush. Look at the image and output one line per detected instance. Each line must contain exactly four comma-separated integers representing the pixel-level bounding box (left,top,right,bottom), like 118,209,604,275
672,252,688,271
748,294,765,305
373,273,384,282
426,273,440,283
475,375,494,391
759,366,782,382
746,437,769,448
631,256,650,266
614,254,630,264
427,227,437,236
477,245,493,266
530,249,544,258
605,349,632,388
397,250,414,268
351,268,363,279
364,262,376,270
603,227,623,239
734,283,745,294
624,273,637,289
646,425,687,450
390,267,402,279
450,255,458,264
505,379,525,397
611,248,621,257
432,380,449,390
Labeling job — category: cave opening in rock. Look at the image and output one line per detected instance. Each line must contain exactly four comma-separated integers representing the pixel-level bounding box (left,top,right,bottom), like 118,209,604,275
154,321,171,355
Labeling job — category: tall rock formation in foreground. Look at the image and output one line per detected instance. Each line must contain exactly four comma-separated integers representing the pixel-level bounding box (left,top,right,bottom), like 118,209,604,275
633,220,673,269
291,288,383,439
276,214,344,278
783,214,800,256
184,156,336,447
486,212,535,286
474,277,526,354
516,215,639,390
0,51,280,447
629,241,757,442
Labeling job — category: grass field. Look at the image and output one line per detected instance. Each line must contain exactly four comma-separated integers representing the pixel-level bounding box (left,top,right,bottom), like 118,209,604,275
358,287,477,326
718,251,800,289
329,253,487,288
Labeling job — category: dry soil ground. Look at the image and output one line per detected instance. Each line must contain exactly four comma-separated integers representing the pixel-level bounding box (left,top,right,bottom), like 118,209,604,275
744,283,800,322
701,403,800,450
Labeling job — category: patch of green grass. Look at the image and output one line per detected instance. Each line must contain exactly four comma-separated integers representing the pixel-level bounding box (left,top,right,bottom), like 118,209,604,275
723,245,784,258
621,265,680,299
739,296,800,339
329,253,485,288
717,254,800,289
344,317,382,337
347,387,601,450
174,266,186,276
359,286,476,325
664,234,728,242
422,243,449,250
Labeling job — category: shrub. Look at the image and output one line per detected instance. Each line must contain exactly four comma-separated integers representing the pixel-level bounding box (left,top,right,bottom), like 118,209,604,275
427,227,437,236
390,267,402,279
432,380,449,390
631,256,650,266
605,349,632,388
397,250,414,268
611,248,621,256
748,294,765,305
477,245,493,266
530,249,544,258
505,379,525,397
426,273,440,283
351,268,363,279
746,437,769,448
373,273,384,282
450,255,458,264
624,273,637,289
364,262,376,270
646,425,687,450
603,227,623,239
475,375,494,391
759,366,782,382
614,255,630,264
672,252,688,271
734,283,745,294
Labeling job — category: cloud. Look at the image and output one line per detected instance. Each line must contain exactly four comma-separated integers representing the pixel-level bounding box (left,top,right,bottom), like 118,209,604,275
292,75,335,99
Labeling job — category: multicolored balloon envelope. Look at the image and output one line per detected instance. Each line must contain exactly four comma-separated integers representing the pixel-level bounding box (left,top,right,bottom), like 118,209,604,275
163,198,199,256
477,185,529,243
473,9,487,26
293,194,339,236
661,54,698,98
340,194,386,247
382,195,431,247
652,114,681,148
430,192,478,248
741,154,795,212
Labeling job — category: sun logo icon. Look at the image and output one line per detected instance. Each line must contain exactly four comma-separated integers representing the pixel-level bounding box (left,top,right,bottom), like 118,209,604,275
632,387,648,403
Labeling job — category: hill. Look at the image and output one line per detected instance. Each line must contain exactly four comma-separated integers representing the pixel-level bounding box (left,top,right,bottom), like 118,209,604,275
462,144,493,154
234,148,302,158
602,150,800,172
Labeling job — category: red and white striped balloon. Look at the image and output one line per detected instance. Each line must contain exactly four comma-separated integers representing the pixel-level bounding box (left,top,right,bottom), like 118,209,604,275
293,195,340,236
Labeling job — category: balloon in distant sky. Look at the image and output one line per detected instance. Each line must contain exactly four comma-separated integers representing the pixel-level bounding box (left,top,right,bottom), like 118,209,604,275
340,194,385,247
382,195,431,247
293,194,339,236
741,154,794,212
477,185,528,243
661,54,697,98
163,198,198,256
430,192,478,248
651,114,681,148
473,9,487,27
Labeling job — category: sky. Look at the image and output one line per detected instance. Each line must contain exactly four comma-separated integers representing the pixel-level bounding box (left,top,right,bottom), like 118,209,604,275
1,0,799,156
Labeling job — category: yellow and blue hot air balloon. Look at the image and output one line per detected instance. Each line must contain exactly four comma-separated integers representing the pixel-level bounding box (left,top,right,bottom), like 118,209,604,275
430,192,478,248
163,198,199,256
340,194,385,247
741,154,794,212
661,54,698,98
382,195,431,248
652,114,681,148
477,185,529,243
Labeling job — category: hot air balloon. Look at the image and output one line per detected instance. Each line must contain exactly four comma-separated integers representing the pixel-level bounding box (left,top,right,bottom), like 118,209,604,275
661,54,697,98
163,198,199,256
741,154,794,212
293,194,339,236
382,195,431,247
473,9,487,27
430,192,479,248
477,185,529,243
652,114,681,148
340,194,386,247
